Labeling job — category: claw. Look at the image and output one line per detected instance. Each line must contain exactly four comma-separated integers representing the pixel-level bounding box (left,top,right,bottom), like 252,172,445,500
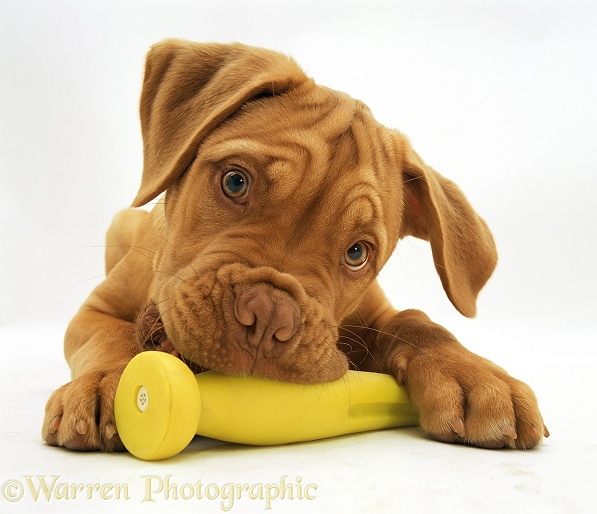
75,420,89,435
502,423,517,440
452,418,466,438
105,423,117,440
49,416,61,434
396,367,407,385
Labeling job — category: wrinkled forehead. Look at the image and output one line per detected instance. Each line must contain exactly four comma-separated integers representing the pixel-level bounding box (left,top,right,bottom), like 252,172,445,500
195,84,404,264
200,85,390,198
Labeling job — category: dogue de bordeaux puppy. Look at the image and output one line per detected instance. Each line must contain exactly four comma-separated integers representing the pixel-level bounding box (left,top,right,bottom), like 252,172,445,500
43,39,548,452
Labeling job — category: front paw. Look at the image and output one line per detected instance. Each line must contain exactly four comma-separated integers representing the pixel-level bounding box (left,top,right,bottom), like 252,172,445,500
401,350,548,449
42,370,126,452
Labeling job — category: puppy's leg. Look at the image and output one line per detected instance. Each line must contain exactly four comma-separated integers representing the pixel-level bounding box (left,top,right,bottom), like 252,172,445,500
369,309,548,449
342,283,547,450
43,209,155,451
42,311,140,451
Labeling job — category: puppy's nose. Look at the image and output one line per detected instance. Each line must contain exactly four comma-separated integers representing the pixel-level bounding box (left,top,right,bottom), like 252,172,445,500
234,285,300,349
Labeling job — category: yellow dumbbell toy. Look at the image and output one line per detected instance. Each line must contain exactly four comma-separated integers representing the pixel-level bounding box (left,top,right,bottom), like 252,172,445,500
114,351,419,460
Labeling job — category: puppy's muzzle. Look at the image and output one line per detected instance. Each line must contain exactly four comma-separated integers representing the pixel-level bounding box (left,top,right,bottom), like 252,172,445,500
234,285,300,354
158,262,346,382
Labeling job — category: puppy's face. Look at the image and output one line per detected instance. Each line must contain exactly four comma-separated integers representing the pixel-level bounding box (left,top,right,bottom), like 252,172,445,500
152,87,405,383
135,41,496,384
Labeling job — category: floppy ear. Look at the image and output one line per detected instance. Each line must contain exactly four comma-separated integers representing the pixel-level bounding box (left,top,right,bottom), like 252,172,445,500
399,140,498,318
132,39,309,207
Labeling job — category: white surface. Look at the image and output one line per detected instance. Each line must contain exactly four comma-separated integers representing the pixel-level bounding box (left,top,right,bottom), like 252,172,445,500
1,1,596,512
1,324,595,513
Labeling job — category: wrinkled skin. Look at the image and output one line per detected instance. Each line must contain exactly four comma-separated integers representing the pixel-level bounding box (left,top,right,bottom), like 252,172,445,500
43,40,547,453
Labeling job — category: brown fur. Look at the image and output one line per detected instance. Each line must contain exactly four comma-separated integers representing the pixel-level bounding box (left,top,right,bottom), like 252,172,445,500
43,40,547,452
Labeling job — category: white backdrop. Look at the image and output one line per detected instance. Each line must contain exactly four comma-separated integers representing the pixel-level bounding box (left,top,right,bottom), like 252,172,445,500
1,1,596,513
2,0,596,331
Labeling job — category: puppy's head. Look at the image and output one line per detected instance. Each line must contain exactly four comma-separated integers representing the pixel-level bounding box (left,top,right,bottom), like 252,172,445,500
134,40,497,383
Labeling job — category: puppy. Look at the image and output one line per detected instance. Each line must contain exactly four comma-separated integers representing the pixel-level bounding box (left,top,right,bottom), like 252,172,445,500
43,40,547,451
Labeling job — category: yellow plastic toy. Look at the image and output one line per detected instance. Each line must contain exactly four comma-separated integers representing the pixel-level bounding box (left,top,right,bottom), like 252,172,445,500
114,351,419,460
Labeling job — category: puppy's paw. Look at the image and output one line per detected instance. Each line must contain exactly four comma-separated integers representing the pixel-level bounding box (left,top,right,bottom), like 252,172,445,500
399,352,548,450
42,370,126,452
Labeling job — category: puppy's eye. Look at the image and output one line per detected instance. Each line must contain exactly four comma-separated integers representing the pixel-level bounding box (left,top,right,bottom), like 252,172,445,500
344,242,369,271
222,169,249,198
